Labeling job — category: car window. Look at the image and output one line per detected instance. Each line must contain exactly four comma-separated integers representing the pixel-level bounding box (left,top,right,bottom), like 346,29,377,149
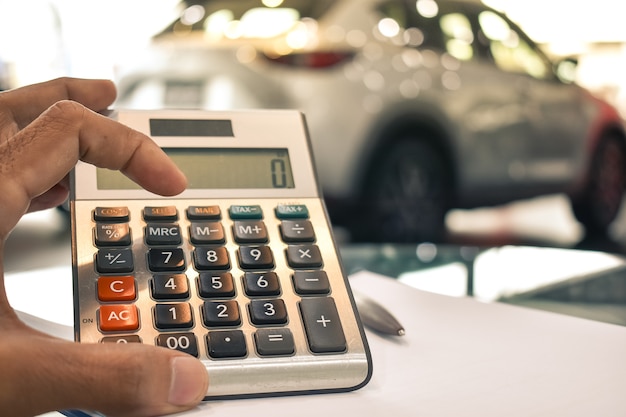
476,10,552,79
157,0,335,38
377,0,444,49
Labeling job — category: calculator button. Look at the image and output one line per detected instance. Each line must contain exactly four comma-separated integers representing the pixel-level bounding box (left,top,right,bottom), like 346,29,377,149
148,248,186,272
154,303,194,329
96,248,134,273
254,329,295,356
193,247,230,270
151,274,189,299
248,299,288,325
94,207,130,222
145,223,181,246
97,276,136,302
95,223,131,246
189,222,225,244
243,272,281,296
229,205,263,219
275,204,309,219
238,246,274,269
206,330,247,358
99,304,139,332
143,206,178,221
198,272,235,298
101,335,142,344
280,220,315,242
157,333,199,357
202,300,241,327
299,297,346,353
232,221,268,243
286,245,323,268
187,205,221,220
292,271,331,295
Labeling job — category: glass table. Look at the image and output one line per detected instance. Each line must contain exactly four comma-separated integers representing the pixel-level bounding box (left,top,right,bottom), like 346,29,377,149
340,243,626,327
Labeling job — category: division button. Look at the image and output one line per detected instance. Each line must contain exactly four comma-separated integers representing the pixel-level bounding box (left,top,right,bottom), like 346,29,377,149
280,220,315,242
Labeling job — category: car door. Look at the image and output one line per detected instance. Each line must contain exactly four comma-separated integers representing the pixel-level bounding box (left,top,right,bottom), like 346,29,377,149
472,7,587,190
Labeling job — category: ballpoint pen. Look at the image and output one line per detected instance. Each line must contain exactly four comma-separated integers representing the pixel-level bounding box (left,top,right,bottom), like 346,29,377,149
352,289,405,336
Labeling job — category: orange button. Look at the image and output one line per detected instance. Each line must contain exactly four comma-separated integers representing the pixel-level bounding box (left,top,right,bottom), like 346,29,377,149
98,276,136,302
99,305,139,332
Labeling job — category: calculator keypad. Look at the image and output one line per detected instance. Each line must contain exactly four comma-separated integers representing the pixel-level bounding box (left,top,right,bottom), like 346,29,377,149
88,202,349,361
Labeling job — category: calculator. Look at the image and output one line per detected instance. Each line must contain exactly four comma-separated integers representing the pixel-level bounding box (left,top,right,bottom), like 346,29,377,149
70,109,372,398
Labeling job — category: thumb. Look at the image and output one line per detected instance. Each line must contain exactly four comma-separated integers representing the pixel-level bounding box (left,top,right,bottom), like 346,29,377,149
1,327,208,417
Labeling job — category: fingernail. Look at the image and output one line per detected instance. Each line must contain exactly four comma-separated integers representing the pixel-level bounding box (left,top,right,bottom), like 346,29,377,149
168,356,208,406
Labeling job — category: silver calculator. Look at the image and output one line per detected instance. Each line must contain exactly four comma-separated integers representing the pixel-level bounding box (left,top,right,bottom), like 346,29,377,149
70,109,372,398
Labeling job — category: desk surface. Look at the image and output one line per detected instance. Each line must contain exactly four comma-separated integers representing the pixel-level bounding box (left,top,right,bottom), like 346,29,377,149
8,269,626,417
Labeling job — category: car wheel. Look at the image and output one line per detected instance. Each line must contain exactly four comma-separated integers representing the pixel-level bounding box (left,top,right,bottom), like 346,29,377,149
571,134,626,235
354,139,451,242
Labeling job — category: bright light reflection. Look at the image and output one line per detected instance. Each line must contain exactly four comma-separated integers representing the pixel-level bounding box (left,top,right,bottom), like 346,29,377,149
204,9,234,38
262,0,284,7
377,17,400,38
416,0,439,18
479,11,510,42
180,5,205,25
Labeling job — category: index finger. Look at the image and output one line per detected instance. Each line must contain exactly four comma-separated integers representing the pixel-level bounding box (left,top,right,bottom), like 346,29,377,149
0,78,116,129
0,101,187,228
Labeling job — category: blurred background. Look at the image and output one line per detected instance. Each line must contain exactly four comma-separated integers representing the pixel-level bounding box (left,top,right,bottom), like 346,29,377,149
2,0,626,249
2,0,626,325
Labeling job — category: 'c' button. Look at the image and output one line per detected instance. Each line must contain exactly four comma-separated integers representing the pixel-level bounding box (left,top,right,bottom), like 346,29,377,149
98,276,136,302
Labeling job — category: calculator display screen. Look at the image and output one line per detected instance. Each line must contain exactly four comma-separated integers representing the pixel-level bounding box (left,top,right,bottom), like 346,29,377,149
96,148,295,190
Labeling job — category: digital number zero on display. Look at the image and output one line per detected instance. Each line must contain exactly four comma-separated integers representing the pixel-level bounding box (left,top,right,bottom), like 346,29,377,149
96,148,295,190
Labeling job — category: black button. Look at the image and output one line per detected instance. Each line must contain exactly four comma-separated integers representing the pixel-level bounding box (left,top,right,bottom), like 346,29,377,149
94,223,131,246
156,333,199,357
238,246,274,269
144,206,178,221
96,248,134,273
187,205,221,220
280,220,315,242
233,221,268,243
292,271,331,295
154,303,194,329
145,223,181,246
189,222,225,244
286,245,323,268
101,335,142,344
198,272,235,298
193,247,230,270
299,297,346,353
202,300,241,327
254,329,295,356
151,274,189,299
243,272,281,296
94,207,129,222
206,330,247,358
148,248,186,272
248,299,288,325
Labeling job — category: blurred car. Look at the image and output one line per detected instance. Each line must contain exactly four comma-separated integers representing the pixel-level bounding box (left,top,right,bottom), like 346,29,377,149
115,0,626,242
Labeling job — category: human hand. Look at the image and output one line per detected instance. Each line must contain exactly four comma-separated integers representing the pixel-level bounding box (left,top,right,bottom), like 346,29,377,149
0,78,209,416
